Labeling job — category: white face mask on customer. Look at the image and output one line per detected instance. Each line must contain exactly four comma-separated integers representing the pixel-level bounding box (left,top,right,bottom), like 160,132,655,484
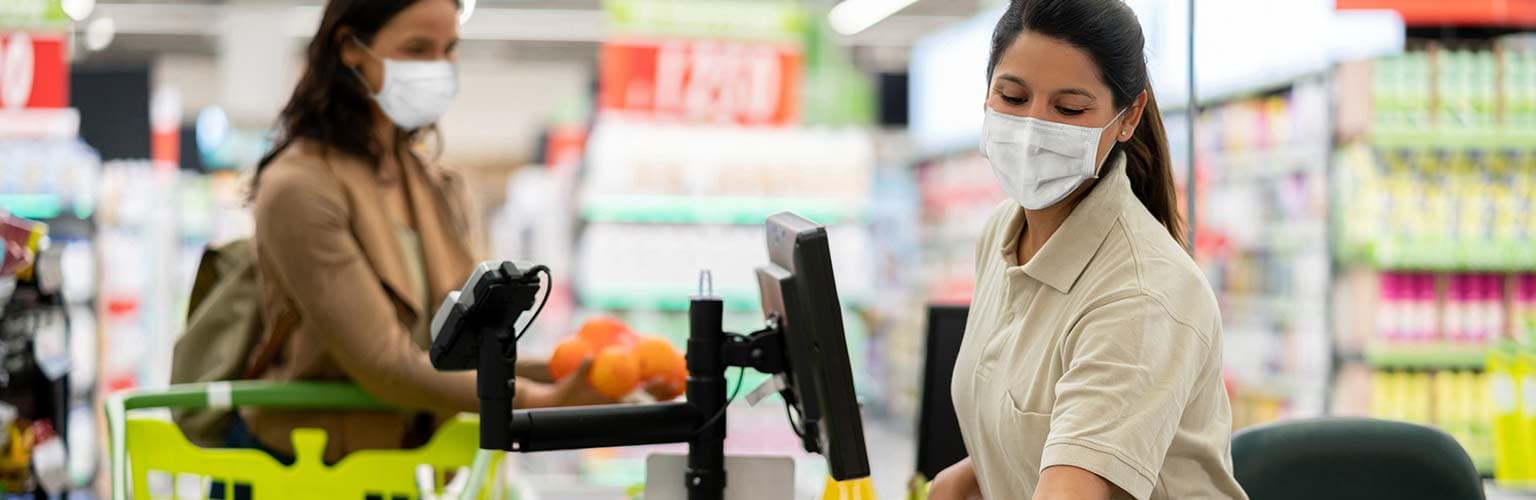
351,36,458,130
980,106,1126,210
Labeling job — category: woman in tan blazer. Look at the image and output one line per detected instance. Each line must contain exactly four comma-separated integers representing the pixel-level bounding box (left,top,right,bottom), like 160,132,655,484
242,0,610,462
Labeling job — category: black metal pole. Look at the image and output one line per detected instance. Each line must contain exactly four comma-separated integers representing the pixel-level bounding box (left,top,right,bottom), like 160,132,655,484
479,329,513,451
686,293,726,500
508,403,701,451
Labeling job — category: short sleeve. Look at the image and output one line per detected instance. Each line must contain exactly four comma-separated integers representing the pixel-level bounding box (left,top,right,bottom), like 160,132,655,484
1041,294,1211,500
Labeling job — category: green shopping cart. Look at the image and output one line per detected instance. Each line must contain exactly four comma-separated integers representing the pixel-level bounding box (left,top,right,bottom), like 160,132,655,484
106,381,502,500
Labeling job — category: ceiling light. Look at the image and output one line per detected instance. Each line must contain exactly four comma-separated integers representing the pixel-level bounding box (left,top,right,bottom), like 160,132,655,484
62,0,95,22
85,17,114,51
828,0,919,36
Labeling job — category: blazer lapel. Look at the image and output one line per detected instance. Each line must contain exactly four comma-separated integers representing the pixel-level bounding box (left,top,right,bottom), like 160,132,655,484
402,151,477,312
333,156,423,320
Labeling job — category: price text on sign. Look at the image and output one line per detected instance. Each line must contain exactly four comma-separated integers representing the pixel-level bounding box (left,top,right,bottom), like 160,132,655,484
600,39,802,126
0,33,67,110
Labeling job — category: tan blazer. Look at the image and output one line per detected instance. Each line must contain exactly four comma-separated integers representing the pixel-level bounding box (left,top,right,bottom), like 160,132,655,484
243,139,481,461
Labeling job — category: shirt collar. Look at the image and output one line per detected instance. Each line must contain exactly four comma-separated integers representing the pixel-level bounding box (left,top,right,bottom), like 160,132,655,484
999,152,1131,294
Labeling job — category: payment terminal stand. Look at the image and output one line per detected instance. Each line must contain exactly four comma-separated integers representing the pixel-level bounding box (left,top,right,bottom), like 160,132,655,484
429,213,870,500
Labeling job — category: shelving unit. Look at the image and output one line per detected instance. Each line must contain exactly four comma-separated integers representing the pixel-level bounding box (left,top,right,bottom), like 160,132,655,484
1329,42,1536,477
0,44,104,490
1194,79,1335,429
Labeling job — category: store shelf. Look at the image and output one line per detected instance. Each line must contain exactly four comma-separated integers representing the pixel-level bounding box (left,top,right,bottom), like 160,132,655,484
1370,127,1536,151
0,194,63,221
1365,343,1491,370
1219,294,1322,320
582,195,864,225
1234,221,1328,255
1346,239,1536,272
1228,375,1298,401
1207,146,1326,183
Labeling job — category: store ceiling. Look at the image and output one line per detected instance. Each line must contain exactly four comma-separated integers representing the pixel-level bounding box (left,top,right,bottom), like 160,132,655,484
88,0,983,48
79,0,985,71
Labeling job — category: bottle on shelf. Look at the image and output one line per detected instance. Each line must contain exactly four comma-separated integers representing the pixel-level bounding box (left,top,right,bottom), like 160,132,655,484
1447,274,1468,344
1378,273,1404,343
1517,274,1536,344
1484,274,1505,344
1415,274,1438,343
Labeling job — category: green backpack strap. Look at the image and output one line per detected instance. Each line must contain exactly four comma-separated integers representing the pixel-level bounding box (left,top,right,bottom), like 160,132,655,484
170,238,266,447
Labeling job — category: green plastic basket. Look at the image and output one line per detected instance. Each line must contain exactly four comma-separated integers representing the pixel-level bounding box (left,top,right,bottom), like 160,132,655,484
106,381,502,500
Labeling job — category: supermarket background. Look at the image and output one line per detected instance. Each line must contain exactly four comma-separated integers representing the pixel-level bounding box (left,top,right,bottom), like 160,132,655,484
2,0,1536,498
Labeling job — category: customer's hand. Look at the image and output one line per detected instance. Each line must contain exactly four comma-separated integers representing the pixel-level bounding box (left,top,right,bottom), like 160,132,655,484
515,358,554,383
520,359,618,408
929,458,981,500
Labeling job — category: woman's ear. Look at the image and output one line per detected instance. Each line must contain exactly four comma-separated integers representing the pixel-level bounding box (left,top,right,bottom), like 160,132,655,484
336,27,362,69
1118,90,1148,142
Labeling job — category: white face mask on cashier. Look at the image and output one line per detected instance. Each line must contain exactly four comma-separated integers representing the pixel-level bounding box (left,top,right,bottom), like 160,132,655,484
351,36,459,130
980,106,1126,210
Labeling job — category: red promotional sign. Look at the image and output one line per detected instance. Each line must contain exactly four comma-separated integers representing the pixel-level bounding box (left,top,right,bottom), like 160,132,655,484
0,33,68,109
600,39,802,126
1337,0,1536,27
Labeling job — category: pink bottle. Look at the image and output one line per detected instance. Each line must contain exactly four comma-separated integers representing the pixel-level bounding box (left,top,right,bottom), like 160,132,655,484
1520,275,1536,344
1444,274,1466,343
1379,274,1401,343
1484,274,1505,344
1418,274,1439,343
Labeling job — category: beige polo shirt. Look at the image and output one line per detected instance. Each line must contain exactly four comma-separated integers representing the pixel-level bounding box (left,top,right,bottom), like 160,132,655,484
952,155,1248,500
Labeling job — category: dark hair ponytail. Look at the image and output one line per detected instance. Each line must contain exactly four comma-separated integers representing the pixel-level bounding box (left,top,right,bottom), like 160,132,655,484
1120,85,1183,247
987,0,1185,247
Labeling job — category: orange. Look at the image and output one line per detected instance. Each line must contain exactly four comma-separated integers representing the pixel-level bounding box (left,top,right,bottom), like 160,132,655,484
578,316,635,350
647,355,688,401
589,346,641,399
633,336,682,380
549,337,593,381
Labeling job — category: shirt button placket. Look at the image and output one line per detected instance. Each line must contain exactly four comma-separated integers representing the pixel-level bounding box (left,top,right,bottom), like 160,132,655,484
1005,268,1035,322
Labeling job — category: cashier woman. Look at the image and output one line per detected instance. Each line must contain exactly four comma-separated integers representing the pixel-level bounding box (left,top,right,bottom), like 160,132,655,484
241,0,616,461
928,1,1249,499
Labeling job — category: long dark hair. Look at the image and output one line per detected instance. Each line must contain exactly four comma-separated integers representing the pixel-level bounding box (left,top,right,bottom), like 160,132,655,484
252,0,457,191
987,0,1185,246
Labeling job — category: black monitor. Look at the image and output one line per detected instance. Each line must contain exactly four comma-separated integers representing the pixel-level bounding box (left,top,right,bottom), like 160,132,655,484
916,305,970,481
755,212,870,481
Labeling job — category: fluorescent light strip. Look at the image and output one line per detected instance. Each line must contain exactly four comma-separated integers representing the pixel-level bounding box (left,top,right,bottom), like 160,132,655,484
828,0,920,36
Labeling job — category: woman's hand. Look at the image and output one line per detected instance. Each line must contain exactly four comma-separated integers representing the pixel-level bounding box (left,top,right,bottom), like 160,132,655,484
515,358,555,384
519,359,618,408
929,458,982,500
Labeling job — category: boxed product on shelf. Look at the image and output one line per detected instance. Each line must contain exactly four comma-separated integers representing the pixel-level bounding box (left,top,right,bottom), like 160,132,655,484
1369,368,1494,472
1517,275,1536,344
1334,146,1536,271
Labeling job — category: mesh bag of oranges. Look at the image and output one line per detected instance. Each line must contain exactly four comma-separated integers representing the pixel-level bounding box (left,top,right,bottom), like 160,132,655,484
551,317,689,401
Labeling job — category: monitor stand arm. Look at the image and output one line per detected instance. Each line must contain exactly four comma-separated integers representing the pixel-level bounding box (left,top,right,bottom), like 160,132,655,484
475,292,790,500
